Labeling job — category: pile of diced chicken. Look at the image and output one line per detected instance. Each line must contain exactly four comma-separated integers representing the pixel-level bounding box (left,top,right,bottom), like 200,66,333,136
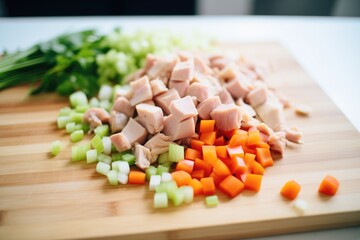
84,51,302,171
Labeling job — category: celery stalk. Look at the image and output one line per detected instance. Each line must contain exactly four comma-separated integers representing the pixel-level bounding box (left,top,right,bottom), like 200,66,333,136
72,143,91,161
205,195,219,207
96,161,110,175
145,166,157,181
91,135,104,153
70,130,84,142
154,192,168,209
50,140,61,156
168,143,184,162
94,125,109,137
107,170,118,186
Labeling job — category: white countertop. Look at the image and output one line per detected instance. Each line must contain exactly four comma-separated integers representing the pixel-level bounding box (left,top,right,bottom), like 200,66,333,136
0,16,359,239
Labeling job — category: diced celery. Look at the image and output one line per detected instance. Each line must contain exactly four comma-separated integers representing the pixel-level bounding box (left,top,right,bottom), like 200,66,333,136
99,100,112,111
179,186,194,204
111,143,117,153
111,161,119,171
161,172,173,182
117,161,130,174
156,165,169,176
107,170,118,186
70,130,84,142
96,161,110,175
156,181,178,200
58,107,72,116
94,125,109,137
89,97,100,107
57,116,71,129
122,153,136,165
72,143,91,161
149,175,161,191
205,195,219,207
86,149,98,164
98,85,113,100
158,152,169,164
172,189,185,207
102,136,112,155
75,104,90,113
75,123,90,133
168,143,184,162
70,112,84,123
118,172,128,184
70,91,88,107
154,192,168,209
161,161,172,168
111,153,123,161
91,135,104,153
97,153,112,165
66,122,76,133
145,166,157,181
50,140,61,156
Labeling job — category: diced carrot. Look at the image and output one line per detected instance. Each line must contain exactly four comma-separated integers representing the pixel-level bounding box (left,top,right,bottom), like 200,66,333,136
172,170,192,187
200,132,217,145
247,130,261,146
280,180,301,200
191,169,205,180
242,145,257,155
256,148,273,168
219,157,232,167
202,146,217,166
244,174,262,192
191,139,204,152
175,159,195,174
251,161,265,175
194,158,213,177
215,146,228,158
226,145,244,159
222,129,246,139
243,153,256,168
235,173,248,183
209,171,225,186
229,157,249,174
189,178,203,195
318,175,340,196
128,171,146,185
201,177,216,196
185,148,202,161
253,141,270,149
219,175,245,198
213,159,231,178
214,136,226,146
228,132,248,147
199,120,215,133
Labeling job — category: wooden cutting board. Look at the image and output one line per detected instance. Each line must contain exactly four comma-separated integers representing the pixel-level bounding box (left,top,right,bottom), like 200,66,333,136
0,43,359,240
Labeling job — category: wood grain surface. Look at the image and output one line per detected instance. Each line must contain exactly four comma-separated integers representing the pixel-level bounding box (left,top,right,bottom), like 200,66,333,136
0,43,359,240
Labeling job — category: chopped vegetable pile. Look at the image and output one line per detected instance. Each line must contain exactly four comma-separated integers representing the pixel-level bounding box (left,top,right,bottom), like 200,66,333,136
48,34,338,211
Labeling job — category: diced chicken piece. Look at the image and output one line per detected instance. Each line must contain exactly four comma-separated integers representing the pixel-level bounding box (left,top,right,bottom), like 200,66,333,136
178,51,193,61
154,88,180,115
294,104,312,116
210,104,242,131
144,133,172,163
112,96,135,117
218,62,239,81
236,98,256,117
169,80,190,98
134,143,151,170
136,103,164,134
113,85,133,100
162,115,195,141
217,87,235,104
121,118,148,145
110,111,129,133
277,93,291,108
194,55,212,74
83,107,110,129
197,96,222,120
150,79,168,97
170,59,194,81
256,122,275,136
255,97,286,132
245,86,268,108
267,132,286,155
123,69,145,84
211,57,228,70
143,54,157,73
225,75,252,99
285,127,303,144
191,96,198,107
147,56,178,80
129,76,153,106
143,100,155,106
187,82,211,102
110,133,131,152
169,96,198,122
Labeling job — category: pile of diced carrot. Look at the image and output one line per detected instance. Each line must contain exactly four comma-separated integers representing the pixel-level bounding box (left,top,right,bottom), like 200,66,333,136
171,119,273,199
